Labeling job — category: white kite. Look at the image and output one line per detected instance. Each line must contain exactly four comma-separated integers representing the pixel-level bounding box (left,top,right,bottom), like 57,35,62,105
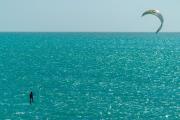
142,9,164,34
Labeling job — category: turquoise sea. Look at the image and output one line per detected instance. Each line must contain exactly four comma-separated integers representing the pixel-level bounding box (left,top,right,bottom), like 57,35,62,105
0,33,179,119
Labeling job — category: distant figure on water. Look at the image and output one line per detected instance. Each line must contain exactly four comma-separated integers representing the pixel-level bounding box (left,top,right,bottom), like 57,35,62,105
29,91,33,104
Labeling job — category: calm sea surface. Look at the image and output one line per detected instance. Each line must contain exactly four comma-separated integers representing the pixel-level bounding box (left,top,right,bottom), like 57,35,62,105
0,33,179,119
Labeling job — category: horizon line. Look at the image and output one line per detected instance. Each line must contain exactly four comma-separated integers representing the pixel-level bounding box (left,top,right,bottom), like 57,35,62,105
0,31,179,33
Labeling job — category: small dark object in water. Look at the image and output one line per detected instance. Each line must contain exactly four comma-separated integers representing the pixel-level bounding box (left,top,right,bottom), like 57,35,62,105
29,91,33,104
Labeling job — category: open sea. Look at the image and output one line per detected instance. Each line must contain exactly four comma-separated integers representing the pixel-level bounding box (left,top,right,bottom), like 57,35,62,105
0,32,179,120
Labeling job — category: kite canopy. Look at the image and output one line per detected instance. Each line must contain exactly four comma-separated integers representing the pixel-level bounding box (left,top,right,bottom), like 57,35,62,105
142,9,164,34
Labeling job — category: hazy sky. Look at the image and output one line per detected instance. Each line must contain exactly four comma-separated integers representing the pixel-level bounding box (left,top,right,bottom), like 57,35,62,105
0,0,179,32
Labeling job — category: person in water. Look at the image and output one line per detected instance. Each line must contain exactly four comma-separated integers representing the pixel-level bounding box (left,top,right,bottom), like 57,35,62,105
29,91,33,104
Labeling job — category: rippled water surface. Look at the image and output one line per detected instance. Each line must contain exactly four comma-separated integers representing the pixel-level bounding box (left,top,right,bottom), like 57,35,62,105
0,33,179,119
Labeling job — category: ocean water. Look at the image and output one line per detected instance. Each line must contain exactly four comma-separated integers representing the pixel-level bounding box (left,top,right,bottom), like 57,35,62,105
0,32,179,120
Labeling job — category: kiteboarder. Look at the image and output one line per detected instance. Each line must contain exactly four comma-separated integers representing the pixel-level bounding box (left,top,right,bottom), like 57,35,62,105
29,91,33,104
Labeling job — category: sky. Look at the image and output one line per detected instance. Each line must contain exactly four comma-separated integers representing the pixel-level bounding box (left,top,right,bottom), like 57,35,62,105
0,0,179,32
